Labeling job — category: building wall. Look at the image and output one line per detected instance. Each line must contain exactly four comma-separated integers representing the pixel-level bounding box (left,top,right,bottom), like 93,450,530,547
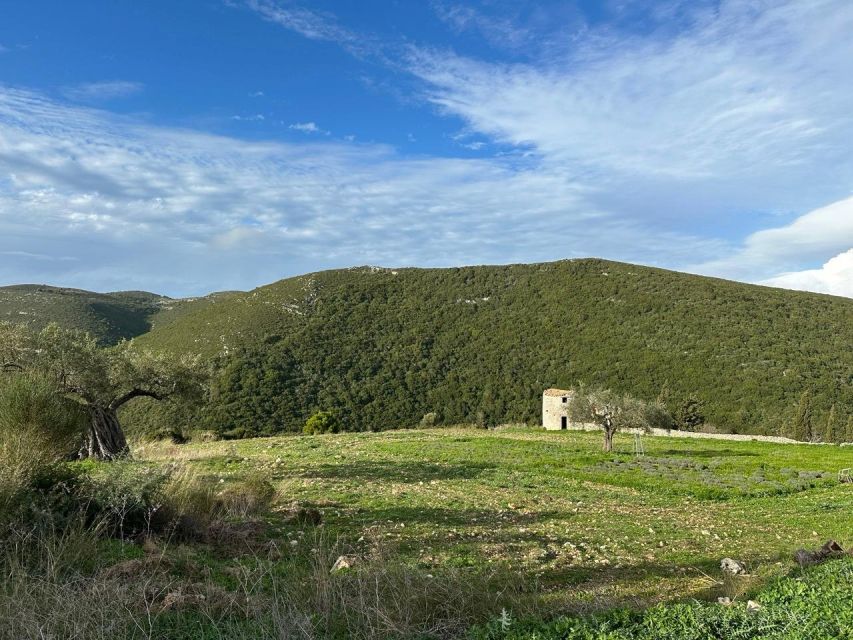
542,390,573,430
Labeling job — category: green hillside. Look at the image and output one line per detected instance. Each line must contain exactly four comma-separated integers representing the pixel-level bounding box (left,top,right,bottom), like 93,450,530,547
130,259,852,437
0,285,168,344
0,284,236,344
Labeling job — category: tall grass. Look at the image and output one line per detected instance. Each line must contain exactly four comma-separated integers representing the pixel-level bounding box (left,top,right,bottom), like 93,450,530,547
0,518,536,640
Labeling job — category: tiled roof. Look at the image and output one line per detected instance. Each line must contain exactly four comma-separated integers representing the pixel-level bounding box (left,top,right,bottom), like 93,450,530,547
543,388,573,397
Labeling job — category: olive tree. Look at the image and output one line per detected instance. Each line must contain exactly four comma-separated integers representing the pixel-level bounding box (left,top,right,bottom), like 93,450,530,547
0,322,206,460
570,388,653,452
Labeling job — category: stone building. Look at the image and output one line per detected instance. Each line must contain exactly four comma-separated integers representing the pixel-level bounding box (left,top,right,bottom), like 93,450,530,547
542,388,575,430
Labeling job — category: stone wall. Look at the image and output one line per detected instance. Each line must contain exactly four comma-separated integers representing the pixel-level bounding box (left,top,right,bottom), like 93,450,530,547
557,423,833,445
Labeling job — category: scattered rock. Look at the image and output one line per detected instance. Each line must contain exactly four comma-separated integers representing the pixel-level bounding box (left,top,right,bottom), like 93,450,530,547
717,597,732,606
794,540,847,567
746,600,762,614
720,558,746,575
330,555,358,573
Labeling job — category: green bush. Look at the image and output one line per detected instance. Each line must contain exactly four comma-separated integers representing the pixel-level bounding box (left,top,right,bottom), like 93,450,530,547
420,411,439,427
0,373,87,509
83,462,172,538
303,410,341,434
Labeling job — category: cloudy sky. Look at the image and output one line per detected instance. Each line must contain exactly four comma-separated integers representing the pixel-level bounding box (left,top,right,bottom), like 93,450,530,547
0,0,851,297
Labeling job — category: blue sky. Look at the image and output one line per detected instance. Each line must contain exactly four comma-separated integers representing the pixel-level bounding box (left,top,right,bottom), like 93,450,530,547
0,0,851,297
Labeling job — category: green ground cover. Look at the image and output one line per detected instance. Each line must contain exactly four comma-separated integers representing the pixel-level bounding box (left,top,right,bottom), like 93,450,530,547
139,427,853,610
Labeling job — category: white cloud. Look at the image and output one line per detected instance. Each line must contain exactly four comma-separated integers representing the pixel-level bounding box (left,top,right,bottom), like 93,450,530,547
410,1,853,180
232,113,266,121
762,249,853,298
694,196,853,284
61,81,144,102
288,121,326,134
0,86,723,295
401,0,853,288
6,0,853,296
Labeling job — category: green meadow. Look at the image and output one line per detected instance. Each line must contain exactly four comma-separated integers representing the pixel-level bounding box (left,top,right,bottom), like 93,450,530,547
139,427,852,610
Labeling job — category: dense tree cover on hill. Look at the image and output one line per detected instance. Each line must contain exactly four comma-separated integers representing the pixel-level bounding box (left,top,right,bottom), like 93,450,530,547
0,284,232,345
0,285,170,344
119,259,852,439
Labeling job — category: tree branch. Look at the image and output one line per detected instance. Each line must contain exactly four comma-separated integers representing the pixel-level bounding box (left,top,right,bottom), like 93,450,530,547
110,388,166,410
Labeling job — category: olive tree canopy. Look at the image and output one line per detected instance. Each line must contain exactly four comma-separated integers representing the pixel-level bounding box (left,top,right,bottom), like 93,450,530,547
570,388,655,452
0,322,206,460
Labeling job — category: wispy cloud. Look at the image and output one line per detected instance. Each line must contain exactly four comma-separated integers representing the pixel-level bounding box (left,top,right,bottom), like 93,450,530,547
431,2,534,51
0,87,722,295
0,250,78,262
403,0,853,290
231,113,266,121
241,0,375,57
62,80,144,102
410,2,853,180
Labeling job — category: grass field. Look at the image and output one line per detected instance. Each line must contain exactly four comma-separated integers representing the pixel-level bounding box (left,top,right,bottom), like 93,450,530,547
138,427,853,612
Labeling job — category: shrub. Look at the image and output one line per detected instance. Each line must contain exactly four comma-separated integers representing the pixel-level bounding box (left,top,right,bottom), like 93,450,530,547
83,462,172,539
420,412,439,427
303,410,341,434
644,402,675,430
0,373,87,509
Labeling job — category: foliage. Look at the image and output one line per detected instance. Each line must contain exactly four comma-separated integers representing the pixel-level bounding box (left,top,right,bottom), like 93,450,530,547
116,259,851,438
4,260,852,438
0,321,207,457
0,285,172,345
420,411,440,427
821,404,841,443
676,395,705,431
471,558,853,639
0,372,87,506
214,471,276,518
790,391,815,442
303,410,342,435
570,388,655,451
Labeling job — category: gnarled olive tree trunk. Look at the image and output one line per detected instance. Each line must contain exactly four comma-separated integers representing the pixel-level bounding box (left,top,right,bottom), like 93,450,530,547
82,405,130,460
603,421,616,452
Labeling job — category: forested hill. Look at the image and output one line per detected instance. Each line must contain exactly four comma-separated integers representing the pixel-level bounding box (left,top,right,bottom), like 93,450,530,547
0,285,237,345
0,285,172,344
129,259,852,437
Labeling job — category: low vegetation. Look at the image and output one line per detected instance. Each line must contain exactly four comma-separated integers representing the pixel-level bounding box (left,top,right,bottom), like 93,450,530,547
2,397,852,638
472,557,853,639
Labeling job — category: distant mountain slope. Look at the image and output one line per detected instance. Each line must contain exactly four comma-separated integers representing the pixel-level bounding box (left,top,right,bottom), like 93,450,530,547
0,284,234,344
131,259,853,436
0,284,164,343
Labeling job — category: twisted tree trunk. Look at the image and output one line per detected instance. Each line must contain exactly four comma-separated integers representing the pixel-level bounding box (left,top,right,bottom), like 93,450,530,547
82,405,130,460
